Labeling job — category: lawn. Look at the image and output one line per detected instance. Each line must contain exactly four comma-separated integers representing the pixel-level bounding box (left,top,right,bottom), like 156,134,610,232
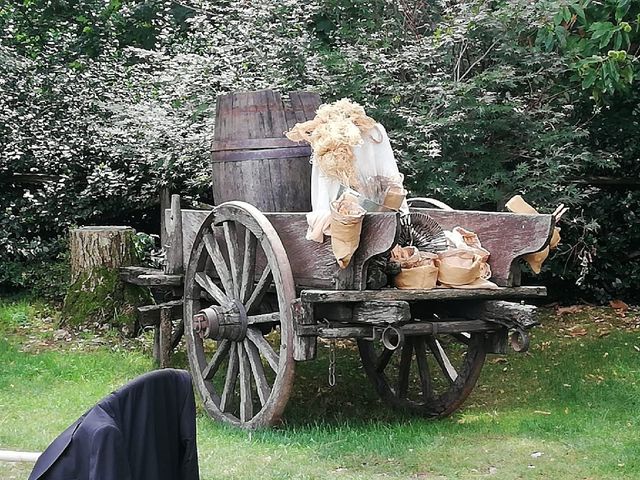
1,296,639,479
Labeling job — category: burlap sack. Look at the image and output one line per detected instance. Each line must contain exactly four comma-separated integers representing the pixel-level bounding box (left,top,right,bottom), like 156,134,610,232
436,249,483,286
394,263,438,289
382,185,407,210
391,247,438,289
505,195,562,274
330,195,366,269
391,245,422,268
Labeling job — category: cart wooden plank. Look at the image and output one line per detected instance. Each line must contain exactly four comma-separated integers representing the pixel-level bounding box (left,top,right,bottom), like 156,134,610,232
301,286,547,303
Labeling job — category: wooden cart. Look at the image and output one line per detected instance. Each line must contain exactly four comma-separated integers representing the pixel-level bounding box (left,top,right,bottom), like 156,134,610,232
129,90,554,429
176,199,553,429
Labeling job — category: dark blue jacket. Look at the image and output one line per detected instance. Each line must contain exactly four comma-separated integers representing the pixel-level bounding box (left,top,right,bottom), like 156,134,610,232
29,369,199,480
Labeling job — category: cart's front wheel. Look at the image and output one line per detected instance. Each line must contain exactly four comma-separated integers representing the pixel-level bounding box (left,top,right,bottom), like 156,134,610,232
184,201,295,429
358,331,487,417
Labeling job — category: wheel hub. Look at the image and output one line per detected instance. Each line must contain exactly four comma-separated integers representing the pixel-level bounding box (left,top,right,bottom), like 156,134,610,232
193,299,248,341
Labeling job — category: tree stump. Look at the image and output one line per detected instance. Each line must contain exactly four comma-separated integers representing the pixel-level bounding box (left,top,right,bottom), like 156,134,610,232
63,226,151,331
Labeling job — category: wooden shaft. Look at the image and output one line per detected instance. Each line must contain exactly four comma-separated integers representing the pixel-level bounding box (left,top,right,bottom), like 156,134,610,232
159,306,172,368
0,450,41,462
166,194,183,275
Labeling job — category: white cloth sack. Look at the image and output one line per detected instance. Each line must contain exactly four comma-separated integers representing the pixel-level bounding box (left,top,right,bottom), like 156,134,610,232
306,124,408,242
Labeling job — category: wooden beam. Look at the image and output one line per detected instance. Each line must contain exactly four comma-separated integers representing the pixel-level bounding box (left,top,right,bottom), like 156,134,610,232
301,286,547,304
165,194,183,275
136,300,183,327
297,319,500,339
120,266,183,286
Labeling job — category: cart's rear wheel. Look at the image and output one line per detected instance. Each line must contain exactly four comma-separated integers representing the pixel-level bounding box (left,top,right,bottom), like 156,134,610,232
358,331,487,417
184,201,295,429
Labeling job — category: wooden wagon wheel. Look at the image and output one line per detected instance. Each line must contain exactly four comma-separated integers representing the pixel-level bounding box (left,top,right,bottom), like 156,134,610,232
357,331,487,417
184,201,296,429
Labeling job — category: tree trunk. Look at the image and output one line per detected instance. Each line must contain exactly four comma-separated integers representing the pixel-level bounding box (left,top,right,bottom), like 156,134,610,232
63,226,150,331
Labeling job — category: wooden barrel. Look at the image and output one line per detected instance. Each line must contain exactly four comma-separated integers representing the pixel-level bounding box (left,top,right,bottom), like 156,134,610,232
211,89,321,212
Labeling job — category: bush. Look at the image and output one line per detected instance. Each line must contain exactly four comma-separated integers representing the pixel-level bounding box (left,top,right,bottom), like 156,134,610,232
1,0,638,303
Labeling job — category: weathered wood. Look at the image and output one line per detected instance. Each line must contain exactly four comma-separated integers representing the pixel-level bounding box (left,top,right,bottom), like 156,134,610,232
447,300,538,329
183,201,296,428
301,286,547,303
237,342,253,422
160,187,171,250
64,226,146,328
352,301,411,325
203,231,234,296
220,342,239,412
245,266,272,314
414,338,432,399
223,221,242,299
179,209,398,290
426,336,457,383
195,272,229,306
358,331,487,417
120,267,183,287
292,298,316,361
244,338,271,405
159,306,172,368
211,89,320,212
69,227,136,282
136,299,183,327
165,194,184,275
246,327,279,372
240,229,257,303
202,340,231,380
418,208,555,286
297,319,499,339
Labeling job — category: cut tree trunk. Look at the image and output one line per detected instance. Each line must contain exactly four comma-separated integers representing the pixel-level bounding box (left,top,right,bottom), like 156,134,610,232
63,226,150,331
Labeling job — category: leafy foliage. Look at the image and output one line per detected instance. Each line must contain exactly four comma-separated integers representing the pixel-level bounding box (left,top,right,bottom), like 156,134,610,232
1,0,638,302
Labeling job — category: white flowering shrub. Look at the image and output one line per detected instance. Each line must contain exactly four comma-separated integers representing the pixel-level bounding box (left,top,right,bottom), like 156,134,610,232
0,0,638,301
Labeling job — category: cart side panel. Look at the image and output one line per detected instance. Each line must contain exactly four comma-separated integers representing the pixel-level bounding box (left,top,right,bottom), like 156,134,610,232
180,209,398,290
418,209,555,286
266,212,398,289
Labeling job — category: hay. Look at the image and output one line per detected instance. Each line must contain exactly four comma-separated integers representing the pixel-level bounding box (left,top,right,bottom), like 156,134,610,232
286,98,377,186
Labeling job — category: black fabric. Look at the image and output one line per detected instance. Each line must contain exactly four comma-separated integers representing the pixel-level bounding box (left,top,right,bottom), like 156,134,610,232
29,368,199,480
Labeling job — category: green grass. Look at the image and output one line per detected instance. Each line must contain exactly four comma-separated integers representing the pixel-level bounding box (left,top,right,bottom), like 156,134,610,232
1,297,639,479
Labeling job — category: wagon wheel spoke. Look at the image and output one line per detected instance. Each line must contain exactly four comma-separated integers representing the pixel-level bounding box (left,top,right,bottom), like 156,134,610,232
376,347,394,373
195,272,229,306
244,338,271,406
246,327,279,372
237,342,253,422
245,266,272,314
203,231,235,297
240,229,257,303
450,332,471,346
358,330,487,418
247,312,280,325
202,339,231,380
222,221,241,299
414,338,433,400
426,336,458,384
219,342,239,412
396,339,413,399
